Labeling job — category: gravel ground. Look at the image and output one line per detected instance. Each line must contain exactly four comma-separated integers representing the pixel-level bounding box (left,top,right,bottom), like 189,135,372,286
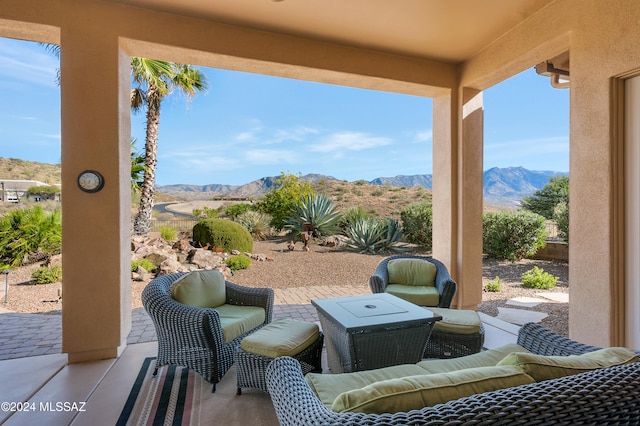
2,237,569,336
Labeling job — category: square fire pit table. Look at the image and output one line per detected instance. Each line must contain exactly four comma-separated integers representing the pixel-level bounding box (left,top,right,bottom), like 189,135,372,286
311,293,441,373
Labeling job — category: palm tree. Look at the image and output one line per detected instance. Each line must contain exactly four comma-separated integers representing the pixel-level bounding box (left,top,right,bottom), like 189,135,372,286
130,138,145,192
130,59,208,235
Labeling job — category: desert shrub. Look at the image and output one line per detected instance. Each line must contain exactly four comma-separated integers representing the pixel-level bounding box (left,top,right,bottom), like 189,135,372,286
159,225,178,241
354,179,368,186
224,255,251,271
224,203,255,220
255,172,313,231
31,265,62,284
192,206,218,219
285,193,342,237
482,210,547,261
0,206,62,266
400,202,433,250
193,218,253,253
346,217,405,254
131,258,156,272
236,211,272,240
371,189,384,197
553,201,569,242
484,276,502,292
522,266,558,289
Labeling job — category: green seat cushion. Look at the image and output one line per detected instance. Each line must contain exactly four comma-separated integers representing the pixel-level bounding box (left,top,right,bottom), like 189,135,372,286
428,307,482,334
215,304,266,343
305,364,429,408
169,270,226,308
331,365,535,414
418,343,530,374
385,284,439,306
387,259,437,287
497,347,640,382
240,318,319,358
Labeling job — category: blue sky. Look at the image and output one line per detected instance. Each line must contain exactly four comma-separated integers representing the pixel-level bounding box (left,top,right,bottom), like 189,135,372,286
0,37,569,186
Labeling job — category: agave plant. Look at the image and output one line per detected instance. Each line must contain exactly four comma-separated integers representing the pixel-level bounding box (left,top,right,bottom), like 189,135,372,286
236,211,272,241
285,193,342,237
346,217,407,254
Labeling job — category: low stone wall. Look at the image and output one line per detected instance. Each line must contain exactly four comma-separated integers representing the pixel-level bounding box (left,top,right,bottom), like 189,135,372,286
532,241,568,261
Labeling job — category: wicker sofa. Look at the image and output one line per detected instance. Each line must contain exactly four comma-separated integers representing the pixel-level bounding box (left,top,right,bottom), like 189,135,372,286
266,323,640,425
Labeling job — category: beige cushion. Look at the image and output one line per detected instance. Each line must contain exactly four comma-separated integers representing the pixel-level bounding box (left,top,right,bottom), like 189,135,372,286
169,270,226,308
497,347,639,382
330,365,535,414
418,343,530,374
387,258,437,287
306,364,429,408
385,284,439,306
240,318,319,358
428,307,482,334
215,304,265,343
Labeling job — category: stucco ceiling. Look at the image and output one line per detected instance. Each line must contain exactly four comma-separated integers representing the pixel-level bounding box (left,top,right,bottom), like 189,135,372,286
105,0,555,63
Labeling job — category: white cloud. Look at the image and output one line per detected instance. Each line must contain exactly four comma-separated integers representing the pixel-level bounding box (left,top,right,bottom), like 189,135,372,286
244,149,301,165
0,39,58,88
235,131,256,142
414,129,432,143
309,131,392,154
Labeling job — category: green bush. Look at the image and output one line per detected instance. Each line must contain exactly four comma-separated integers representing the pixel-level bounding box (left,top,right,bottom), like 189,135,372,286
159,225,177,241
131,258,156,272
0,206,62,266
255,172,313,231
553,201,569,242
339,206,373,231
224,255,251,271
285,193,342,237
484,276,502,292
236,211,272,240
522,266,558,289
31,265,62,284
400,202,433,250
224,203,255,220
191,206,219,219
193,218,253,253
482,210,547,261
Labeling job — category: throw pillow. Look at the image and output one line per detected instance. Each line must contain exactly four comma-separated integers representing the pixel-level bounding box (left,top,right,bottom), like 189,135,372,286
497,347,639,382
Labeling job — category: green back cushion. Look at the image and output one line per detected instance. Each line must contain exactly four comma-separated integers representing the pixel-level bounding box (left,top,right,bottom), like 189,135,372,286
385,284,439,306
306,364,429,408
169,270,226,308
387,259,437,287
215,304,266,343
497,347,639,382
240,318,319,358
418,343,530,374
331,366,535,414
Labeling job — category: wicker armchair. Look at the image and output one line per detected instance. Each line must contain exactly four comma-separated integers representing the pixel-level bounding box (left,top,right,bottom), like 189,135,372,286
266,323,640,426
141,272,274,392
369,255,457,308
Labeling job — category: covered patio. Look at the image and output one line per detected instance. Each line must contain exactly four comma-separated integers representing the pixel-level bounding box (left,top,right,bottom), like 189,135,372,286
1,0,640,423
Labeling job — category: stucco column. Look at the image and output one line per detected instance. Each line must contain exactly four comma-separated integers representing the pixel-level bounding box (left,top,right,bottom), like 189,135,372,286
60,26,132,362
432,88,484,310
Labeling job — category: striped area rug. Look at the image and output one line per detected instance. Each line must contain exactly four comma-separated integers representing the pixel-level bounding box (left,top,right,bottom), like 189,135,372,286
117,357,196,426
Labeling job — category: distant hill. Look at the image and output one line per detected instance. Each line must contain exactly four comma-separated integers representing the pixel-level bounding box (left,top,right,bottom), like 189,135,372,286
157,167,567,207
0,157,566,208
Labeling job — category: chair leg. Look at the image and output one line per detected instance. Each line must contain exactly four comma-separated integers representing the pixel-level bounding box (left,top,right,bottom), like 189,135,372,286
152,367,158,376
236,387,242,395
211,383,216,393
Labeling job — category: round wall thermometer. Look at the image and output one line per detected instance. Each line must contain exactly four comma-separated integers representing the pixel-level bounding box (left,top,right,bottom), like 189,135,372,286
77,170,105,193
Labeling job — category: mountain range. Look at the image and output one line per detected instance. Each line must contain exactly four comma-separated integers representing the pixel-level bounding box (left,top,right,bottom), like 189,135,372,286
156,167,568,207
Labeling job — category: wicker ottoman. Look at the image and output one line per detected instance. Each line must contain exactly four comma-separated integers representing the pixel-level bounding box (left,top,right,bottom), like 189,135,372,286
235,318,323,394
423,307,485,358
